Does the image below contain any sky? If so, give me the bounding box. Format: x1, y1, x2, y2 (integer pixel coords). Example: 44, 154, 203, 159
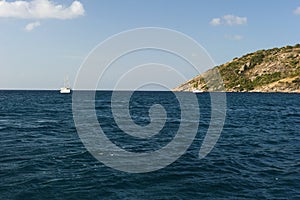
0, 0, 300, 90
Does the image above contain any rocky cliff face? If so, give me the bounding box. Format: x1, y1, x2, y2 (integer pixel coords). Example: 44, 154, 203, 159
174, 44, 300, 93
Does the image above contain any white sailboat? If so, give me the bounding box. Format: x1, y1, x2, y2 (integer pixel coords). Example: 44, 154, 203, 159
192, 89, 202, 93
60, 76, 71, 94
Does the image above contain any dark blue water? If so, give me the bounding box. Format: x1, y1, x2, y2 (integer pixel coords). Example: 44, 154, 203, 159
0, 91, 299, 199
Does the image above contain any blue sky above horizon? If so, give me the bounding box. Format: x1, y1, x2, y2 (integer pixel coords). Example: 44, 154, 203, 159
1, 0, 300, 89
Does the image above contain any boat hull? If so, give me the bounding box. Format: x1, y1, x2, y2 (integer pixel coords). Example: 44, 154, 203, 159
192, 90, 202, 93
60, 88, 71, 94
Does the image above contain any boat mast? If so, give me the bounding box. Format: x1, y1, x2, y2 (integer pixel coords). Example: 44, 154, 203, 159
65, 76, 70, 88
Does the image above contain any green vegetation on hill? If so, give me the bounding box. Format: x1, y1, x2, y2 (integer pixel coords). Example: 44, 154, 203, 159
174, 44, 300, 92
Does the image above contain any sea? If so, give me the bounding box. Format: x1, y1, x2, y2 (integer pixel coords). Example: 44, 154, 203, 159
0, 90, 299, 199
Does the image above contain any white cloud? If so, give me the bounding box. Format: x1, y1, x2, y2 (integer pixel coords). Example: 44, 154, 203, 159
210, 14, 247, 26
0, 0, 85, 19
223, 15, 247, 25
294, 7, 300, 15
25, 21, 40, 31
224, 34, 243, 41
210, 18, 221, 26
